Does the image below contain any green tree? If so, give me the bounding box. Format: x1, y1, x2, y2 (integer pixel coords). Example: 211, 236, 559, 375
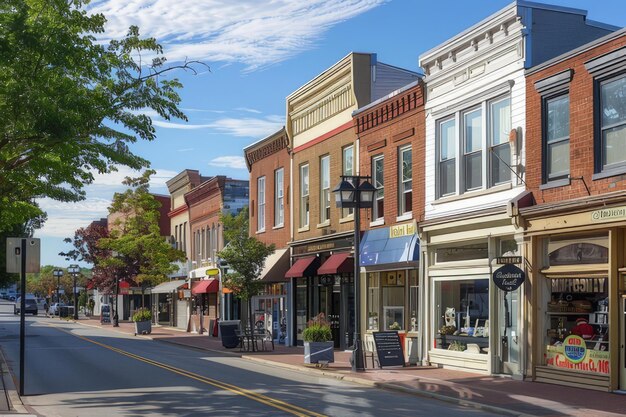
0, 0, 205, 232
98, 170, 186, 287
218, 207, 275, 351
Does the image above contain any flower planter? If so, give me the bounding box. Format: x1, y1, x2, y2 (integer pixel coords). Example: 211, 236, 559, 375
304, 341, 334, 364
134, 320, 152, 335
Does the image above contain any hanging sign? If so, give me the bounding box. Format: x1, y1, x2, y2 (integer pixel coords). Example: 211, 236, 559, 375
492, 264, 525, 291
205, 268, 220, 276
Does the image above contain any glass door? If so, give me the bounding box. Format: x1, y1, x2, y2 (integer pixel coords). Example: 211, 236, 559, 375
499, 287, 520, 375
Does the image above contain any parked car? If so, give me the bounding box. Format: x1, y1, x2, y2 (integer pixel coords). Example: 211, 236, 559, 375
14, 297, 38, 315
48, 303, 67, 316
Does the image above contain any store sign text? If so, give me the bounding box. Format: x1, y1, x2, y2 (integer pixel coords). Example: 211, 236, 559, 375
591, 206, 626, 222
389, 221, 416, 238
492, 264, 525, 291
545, 345, 610, 375
563, 335, 586, 363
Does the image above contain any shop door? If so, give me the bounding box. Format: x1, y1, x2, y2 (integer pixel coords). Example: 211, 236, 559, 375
329, 286, 341, 348
499, 288, 520, 375
621, 296, 626, 390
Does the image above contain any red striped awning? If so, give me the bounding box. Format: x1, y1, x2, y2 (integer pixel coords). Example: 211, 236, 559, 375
317, 253, 353, 275
192, 279, 219, 294
285, 256, 320, 278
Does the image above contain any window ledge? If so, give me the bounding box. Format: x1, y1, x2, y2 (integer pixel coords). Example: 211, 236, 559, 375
433, 182, 512, 205
272, 224, 284, 230
339, 216, 354, 224
592, 167, 626, 181
297, 226, 310, 233
255, 229, 265, 235
369, 219, 385, 227
540, 178, 570, 190
396, 213, 413, 222
316, 221, 330, 229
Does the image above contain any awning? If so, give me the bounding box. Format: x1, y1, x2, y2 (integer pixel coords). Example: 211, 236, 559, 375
360, 226, 419, 267
151, 279, 186, 294
285, 256, 321, 278
258, 248, 290, 282
317, 252, 353, 275
192, 279, 219, 294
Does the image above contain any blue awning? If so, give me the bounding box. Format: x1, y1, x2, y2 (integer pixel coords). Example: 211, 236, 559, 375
359, 227, 419, 267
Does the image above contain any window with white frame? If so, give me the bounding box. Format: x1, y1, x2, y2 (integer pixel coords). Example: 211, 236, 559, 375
342, 145, 354, 218
257, 176, 265, 232
320, 155, 330, 223
274, 168, 284, 227
437, 95, 511, 198
544, 94, 570, 182
399, 146, 412, 215
598, 75, 626, 173
372, 155, 384, 221
300, 164, 309, 228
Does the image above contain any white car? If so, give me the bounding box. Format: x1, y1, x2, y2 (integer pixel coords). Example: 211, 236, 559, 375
48, 303, 67, 316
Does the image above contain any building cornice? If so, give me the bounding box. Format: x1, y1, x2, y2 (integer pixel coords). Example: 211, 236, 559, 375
243, 128, 289, 171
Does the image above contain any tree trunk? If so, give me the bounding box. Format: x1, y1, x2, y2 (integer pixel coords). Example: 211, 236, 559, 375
248, 297, 255, 352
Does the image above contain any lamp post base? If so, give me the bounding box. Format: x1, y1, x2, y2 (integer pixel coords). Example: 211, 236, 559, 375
351, 333, 365, 372
113, 314, 119, 327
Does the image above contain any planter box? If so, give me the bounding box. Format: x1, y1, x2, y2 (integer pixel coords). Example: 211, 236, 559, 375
134, 320, 152, 335
304, 341, 334, 364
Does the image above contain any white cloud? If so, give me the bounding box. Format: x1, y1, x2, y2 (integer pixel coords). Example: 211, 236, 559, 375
208, 156, 247, 170
236, 107, 261, 114
87, 0, 386, 70
177, 148, 194, 152
153, 116, 282, 138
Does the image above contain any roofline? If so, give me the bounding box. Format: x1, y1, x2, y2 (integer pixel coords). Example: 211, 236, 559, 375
242, 126, 286, 153
352, 79, 421, 117
376, 61, 422, 77
526, 26, 626, 75
419, 1, 590, 63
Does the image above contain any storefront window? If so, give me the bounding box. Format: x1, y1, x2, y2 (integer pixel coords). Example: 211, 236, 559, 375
435, 241, 488, 263
544, 278, 609, 374
434, 278, 490, 353
382, 271, 405, 330
295, 278, 308, 342
367, 273, 379, 330
409, 270, 418, 332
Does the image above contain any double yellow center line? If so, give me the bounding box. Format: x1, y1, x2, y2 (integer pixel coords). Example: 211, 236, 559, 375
51, 325, 327, 417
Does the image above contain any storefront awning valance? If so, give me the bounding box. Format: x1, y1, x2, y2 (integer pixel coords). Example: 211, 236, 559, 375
192, 279, 219, 294
285, 256, 320, 278
360, 226, 419, 267
151, 279, 186, 294
258, 248, 290, 282
317, 252, 353, 275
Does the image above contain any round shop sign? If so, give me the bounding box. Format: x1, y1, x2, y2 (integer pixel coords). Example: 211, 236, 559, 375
563, 335, 587, 363
492, 264, 525, 291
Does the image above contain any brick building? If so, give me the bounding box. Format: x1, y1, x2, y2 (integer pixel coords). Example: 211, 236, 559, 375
284, 52, 419, 349
244, 128, 291, 344
352, 80, 425, 363
520, 28, 626, 391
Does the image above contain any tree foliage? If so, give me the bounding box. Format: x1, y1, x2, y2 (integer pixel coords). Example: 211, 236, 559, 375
98, 170, 186, 287
0, 210, 46, 288
218, 206, 275, 340
0, 0, 204, 232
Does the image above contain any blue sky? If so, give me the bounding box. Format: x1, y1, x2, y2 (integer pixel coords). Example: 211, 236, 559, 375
36, 0, 626, 267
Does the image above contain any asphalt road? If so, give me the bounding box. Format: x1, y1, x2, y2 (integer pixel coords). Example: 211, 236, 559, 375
0, 301, 498, 417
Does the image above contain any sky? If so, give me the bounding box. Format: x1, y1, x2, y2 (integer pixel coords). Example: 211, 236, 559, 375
36, 0, 626, 267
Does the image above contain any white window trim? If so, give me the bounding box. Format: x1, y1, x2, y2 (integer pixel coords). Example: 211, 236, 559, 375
274, 168, 284, 228
372, 154, 384, 221
399, 145, 412, 216
257, 176, 265, 232
320, 155, 330, 223
300, 164, 309, 228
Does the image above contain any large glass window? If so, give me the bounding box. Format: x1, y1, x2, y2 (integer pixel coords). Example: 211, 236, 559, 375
320, 155, 330, 223
372, 155, 384, 221
399, 146, 412, 215
545, 94, 570, 181
439, 118, 456, 197
342, 145, 354, 218
490, 97, 511, 185
599, 75, 626, 172
274, 168, 284, 227
257, 176, 265, 232
434, 278, 490, 353
464, 108, 483, 191
300, 164, 309, 228
367, 273, 380, 331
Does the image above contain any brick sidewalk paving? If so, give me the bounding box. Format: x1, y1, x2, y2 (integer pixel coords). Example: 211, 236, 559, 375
79, 318, 626, 417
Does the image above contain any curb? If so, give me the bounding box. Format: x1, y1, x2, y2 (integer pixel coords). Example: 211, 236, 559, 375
241, 355, 531, 417
0, 348, 30, 415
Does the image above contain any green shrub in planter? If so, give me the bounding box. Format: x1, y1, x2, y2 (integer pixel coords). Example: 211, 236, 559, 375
303, 313, 334, 364
132, 308, 152, 322
303, 323, 332, 342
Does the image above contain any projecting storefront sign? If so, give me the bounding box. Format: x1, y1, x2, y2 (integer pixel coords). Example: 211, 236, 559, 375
492, 264, 525, 292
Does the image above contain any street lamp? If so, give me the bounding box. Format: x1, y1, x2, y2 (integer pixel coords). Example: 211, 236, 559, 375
333, 175, 375, 372
112, 251, 120, 327
67, 264, 80, 320
52, 269, 64, 308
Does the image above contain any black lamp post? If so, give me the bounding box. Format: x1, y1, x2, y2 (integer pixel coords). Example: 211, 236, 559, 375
68, 265, 80, 320
333, 175, 376, 372
112, 251, 120, 327
53, 269, 63, 310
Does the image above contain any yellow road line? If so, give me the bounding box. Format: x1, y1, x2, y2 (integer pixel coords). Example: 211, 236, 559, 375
49, 324, 327, 417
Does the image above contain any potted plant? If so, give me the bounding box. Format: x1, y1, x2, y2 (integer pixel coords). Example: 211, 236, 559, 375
437, 324, 456, 349
133, 307, 152, 335
303, 313, 334, 364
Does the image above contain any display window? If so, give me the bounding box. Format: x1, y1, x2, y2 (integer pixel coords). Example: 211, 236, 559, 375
366, 270, 417, 331
434, 278, 490, 353
544, 277, 609, 375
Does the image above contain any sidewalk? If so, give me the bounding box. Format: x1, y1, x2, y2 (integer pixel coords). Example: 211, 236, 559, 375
79, 318, 626, 417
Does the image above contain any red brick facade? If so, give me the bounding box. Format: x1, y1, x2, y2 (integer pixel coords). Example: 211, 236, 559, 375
185, 177, 226, 264
245, 129, 291, 248
354, 81, 426, 228
526, 34, 626, 203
